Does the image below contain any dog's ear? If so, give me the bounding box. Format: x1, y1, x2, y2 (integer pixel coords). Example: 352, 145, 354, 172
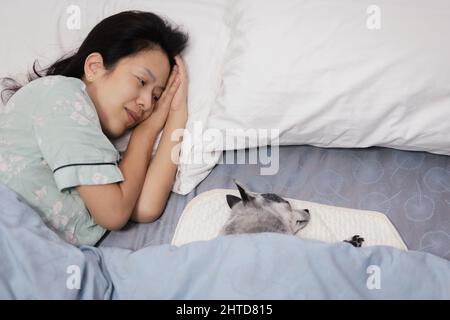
233, 179, 255, 204
226, 194, 241, 209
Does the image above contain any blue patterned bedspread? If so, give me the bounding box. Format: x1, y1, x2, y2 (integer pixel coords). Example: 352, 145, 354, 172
1, 183, 449, 299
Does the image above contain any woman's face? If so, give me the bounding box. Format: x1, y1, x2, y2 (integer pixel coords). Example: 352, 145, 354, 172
82, 49, 171, 139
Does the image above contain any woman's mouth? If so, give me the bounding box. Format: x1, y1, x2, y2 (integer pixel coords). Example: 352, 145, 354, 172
125, 107, 138, 124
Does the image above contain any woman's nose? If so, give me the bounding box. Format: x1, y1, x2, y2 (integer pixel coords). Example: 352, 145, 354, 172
137, 93, 152, 112
138, 101, 151, 114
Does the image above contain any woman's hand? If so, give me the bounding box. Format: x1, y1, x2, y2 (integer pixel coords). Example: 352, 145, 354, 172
169, 56, 188, 116
140, 64, 181, 132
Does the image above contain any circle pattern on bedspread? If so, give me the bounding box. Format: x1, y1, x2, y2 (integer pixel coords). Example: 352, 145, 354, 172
423, 167, 450, 193
352, 158, 384, 184
419, 231, 450, 260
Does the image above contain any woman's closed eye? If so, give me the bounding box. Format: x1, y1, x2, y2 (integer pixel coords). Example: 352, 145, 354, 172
137, 77, 161, 103
137, 76, 146, 87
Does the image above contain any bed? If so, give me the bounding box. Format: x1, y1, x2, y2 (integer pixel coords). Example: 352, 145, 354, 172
1, 0, 450, 299
101, 145, 450, 261
1, 147, 450, 299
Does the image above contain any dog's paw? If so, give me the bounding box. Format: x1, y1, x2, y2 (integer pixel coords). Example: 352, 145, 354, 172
343, 235, 365, 247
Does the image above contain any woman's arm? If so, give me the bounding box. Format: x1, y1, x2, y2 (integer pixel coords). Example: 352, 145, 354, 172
131, 56, 189, 223
77, 124, 158, 230
131, 109, 187, 223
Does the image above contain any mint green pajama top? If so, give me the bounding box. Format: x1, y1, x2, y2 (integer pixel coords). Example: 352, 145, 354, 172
0, 75, 124, 246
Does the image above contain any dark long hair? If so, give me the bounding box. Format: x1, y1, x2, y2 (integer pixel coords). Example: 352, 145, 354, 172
1, 10, 188, 105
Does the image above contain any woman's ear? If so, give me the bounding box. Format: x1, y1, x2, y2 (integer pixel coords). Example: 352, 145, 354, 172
84, 52, 106, 81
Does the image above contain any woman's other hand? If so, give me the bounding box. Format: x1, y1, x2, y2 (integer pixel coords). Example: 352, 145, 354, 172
169, 56, 188, 117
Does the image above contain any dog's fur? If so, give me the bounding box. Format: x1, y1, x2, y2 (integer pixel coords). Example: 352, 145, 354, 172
221, 180, 364, 247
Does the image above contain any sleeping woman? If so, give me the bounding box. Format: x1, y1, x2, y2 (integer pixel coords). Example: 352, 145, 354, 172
0, 11, 189, 246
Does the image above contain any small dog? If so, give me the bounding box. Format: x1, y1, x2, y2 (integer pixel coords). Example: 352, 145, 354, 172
221, 180, 364, 247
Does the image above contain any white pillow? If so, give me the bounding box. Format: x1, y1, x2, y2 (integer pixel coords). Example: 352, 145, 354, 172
0, 0, 232, 192
174, 0, 450, 194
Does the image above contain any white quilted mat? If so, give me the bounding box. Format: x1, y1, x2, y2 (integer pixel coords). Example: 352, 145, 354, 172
172, 189, 408, 250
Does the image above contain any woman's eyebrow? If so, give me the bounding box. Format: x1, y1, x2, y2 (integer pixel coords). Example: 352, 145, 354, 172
139, 66, 156, 82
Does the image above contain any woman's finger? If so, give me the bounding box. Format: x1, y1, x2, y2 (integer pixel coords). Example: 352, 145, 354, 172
174, 57, 185, 77
159, 67, 179, 101
155, 74, 180, 113
163, 76, 181, 104
159, 66, 178, 101
174, 55, 184, 68
174, 56, 189, 89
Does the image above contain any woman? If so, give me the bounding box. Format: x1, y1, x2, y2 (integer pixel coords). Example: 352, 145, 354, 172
0, 10, 189, 246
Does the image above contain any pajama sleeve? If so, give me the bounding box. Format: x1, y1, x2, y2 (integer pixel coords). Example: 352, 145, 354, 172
33, 76, 124, 192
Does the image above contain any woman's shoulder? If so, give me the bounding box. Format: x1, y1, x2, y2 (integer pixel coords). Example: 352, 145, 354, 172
3, 76, 88, 117
14, 75, 100, 129
34, 76, 93, 109
30, 75, 86, 93
11, 75, 86, 104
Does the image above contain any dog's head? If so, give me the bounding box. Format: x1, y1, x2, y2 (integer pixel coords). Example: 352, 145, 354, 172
226, 180, 310, 234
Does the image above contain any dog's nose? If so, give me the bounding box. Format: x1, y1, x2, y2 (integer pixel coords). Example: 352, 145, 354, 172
304, 209, 309, 213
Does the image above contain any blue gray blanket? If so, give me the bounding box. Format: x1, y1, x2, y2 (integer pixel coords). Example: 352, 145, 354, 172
0, 183, 449, 299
